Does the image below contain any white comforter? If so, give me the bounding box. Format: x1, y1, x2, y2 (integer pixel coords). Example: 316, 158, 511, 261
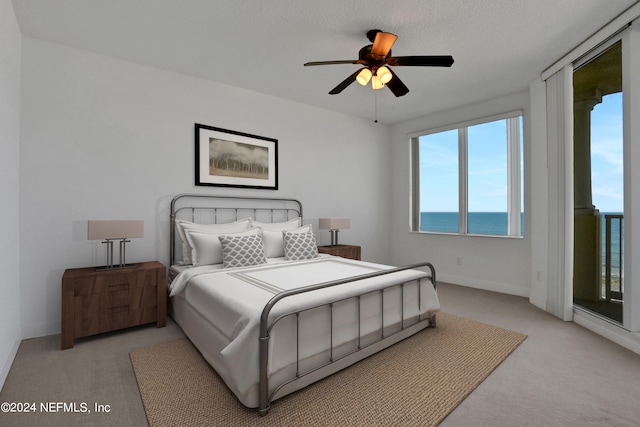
169, 256, 440, 406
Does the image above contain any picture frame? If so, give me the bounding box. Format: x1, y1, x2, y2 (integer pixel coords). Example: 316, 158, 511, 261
195, 123, 278, 190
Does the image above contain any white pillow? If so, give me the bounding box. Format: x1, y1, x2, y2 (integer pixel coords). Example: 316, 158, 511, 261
219, 233, 267, 269
283, 229, 319, 261
175, 218, 251, 264
251, 217, 301, 231
262, 225, 312, 258
185, 227, 260, 267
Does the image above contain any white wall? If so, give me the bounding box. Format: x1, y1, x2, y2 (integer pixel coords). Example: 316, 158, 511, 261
0, 0, 22, 387
388, 91, 532, 297
19, 38, 392, 339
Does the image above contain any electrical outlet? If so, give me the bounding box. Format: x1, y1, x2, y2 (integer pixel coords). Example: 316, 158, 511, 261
456, 257, 462, 266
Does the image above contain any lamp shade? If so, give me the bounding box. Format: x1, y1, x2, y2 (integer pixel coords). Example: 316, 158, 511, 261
318, 218, 350, 230
371, 75, 384, 90
356, 68, 372, 86
88, 220, 144, 240
377, 66, 392, 84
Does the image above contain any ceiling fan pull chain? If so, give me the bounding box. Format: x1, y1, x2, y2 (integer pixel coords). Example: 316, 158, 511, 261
374, 91, 378, 123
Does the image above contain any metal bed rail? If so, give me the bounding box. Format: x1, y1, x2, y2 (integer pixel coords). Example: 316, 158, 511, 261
258, 261, 437, 415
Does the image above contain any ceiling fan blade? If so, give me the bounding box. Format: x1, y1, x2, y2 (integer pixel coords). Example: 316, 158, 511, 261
371, 31, 397, 57
328, 68, 363, 95
385, 68, 409, 97
388, 55, 454, 67
304, 60, 360, 66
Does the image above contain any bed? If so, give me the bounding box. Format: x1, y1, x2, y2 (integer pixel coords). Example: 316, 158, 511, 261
167, 194, 439, 415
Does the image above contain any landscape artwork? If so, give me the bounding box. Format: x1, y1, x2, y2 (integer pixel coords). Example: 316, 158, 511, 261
209, 138, 268, 180
195, 123, 278, 189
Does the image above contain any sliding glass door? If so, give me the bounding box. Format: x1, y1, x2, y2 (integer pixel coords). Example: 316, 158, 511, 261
572, 41, 624, 324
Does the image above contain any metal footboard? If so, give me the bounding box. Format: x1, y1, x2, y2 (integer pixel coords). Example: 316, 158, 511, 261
258, 261, 437, 415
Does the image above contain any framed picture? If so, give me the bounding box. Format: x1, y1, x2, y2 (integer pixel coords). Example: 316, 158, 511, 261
195, 123, 278, 190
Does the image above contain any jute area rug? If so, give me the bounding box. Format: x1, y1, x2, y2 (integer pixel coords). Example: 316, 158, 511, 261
130, 312, 526, 427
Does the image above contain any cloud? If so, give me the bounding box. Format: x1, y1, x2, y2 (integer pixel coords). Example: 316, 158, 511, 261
591, 138, 623, 172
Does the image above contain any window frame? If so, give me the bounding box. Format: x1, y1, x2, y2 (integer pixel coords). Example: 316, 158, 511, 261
409, 110, 524, 237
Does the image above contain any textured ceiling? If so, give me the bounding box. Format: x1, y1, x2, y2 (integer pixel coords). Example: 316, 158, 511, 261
12, 0, 638, 124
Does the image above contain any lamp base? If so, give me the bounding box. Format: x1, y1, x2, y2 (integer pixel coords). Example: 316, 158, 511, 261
329, 229, 339, 246
97, 238, 135, 270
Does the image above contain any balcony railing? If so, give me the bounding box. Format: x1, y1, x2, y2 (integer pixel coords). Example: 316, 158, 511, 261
604, 214, 624, 302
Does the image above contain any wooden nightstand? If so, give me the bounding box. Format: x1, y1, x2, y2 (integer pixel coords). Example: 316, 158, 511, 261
61, 261, 166, 350
317, 244, 361, 260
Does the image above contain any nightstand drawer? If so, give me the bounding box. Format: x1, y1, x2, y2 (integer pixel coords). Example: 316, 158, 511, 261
75, 286, 157, 318
101, 285, 157, 310
73, 269, 157, 296
75, 307, 158, 338
74, 288, 158, 338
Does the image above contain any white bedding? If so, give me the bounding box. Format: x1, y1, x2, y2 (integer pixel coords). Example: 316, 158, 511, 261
169, 256, 440, 408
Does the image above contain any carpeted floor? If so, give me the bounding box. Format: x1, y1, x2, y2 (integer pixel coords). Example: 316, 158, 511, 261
130, 312, 526, 426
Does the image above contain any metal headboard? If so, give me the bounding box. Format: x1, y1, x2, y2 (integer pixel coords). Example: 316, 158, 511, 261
169, 193, 303, 266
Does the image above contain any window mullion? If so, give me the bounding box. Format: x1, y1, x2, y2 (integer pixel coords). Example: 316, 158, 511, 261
410, 137, 420, 232
458, 127, 468, 234
507, 117, 522, 236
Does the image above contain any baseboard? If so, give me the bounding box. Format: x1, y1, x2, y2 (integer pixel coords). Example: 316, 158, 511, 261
528, 292, 547, 311
0, 327, 21, 391
573, 309, 640, 356
20, 319, 60, 341
437, 273, 530, 298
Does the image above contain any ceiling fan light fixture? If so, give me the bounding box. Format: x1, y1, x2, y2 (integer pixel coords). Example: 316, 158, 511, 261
356, 68, 372, 86
377, 66, 392, 84
304, 29, 453, 97
371, 75, 385, 90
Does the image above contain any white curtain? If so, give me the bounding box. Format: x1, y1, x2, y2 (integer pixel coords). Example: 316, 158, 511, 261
545, 65, 574, 321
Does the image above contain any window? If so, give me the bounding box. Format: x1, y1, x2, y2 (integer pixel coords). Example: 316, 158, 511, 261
410, 111, 524, 237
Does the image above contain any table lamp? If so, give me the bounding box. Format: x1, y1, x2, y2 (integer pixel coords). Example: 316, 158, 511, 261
318, 218, 350, 246
88, 220, 144, 269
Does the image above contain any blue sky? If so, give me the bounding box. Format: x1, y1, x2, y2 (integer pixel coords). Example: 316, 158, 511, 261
419, 129, 458, 212
591, 92, 624, 213
419, 119, 515, 212
419, 95, 623, 214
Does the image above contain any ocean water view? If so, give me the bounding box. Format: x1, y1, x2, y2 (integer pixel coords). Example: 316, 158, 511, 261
420, 211, 624, 280
419, 212, 524, 236
600, 213, 624, 284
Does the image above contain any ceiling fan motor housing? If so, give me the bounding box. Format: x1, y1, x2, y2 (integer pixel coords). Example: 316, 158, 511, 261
359, 45, 390, 69
366, 29, 382, 42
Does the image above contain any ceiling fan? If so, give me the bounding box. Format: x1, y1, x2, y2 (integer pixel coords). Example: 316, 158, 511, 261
304, 29, 454, 97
